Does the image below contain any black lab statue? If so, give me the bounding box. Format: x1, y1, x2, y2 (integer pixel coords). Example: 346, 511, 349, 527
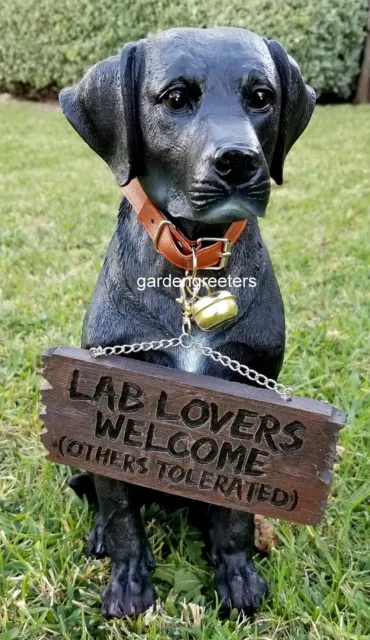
59, 27, 315, 618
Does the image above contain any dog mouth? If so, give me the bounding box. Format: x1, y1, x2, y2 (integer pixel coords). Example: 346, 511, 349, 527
188, 179, 270, 219
188, 181, 227, 212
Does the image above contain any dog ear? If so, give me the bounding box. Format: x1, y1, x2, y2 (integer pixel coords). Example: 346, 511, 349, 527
59, 42, 142, 186
265, 40, 316, 185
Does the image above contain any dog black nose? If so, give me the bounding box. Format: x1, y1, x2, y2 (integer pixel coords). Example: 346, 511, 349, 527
212, 145, 259, 183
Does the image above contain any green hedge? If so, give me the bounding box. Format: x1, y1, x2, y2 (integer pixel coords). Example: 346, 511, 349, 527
0, 0, 367, 99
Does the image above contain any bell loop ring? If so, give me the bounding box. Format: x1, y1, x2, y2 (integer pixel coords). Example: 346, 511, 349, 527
184, 246, 201, 302
185, 246, 198, 281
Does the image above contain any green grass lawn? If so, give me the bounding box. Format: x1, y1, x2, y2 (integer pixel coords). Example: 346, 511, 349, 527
0, 100, 369, 639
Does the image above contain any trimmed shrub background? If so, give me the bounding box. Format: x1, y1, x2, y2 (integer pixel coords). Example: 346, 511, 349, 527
0, 0, 368, 99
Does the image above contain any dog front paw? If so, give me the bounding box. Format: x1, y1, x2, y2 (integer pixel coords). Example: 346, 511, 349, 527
101, 557, 155, 618
215, 552, 268, 616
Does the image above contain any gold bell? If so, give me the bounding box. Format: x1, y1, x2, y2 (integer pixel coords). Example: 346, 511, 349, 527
191, 290, 238, 331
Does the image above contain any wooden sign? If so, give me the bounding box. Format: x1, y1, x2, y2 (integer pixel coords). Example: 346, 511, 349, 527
40, 346, 345, 525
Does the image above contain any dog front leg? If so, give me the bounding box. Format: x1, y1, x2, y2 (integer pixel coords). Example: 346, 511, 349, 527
208, 506, 267, 615
94, 475, 156, 618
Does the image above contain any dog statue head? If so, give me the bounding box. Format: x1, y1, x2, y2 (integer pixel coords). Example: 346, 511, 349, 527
60, 27, 315, 224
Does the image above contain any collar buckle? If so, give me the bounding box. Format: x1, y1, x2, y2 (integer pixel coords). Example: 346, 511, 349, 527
196, 237, 232, 270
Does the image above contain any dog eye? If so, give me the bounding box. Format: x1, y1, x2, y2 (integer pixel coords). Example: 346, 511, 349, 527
247, 89, 272, 110
163, 89, 191, 112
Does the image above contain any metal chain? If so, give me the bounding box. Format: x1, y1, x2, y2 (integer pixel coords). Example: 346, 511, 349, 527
90, 337, 182, 358
90, 333, 292, 401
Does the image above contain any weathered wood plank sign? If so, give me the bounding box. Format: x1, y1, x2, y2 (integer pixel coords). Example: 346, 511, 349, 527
40, 346, 345, 525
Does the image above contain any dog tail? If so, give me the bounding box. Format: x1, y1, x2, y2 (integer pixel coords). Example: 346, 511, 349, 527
68, 473, 98, 506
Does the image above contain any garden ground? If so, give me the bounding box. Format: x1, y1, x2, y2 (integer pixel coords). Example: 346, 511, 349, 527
0, 101, 369, 639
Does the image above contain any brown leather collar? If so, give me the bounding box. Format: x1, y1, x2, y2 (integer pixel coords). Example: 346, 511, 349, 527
123, 179, 247, 271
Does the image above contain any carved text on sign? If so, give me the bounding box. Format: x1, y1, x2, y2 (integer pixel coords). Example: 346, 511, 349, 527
40, 347, 345, 525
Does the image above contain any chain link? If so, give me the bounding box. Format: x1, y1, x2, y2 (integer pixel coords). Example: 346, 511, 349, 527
90, 336, 182, 358
90, 333, 292, 401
